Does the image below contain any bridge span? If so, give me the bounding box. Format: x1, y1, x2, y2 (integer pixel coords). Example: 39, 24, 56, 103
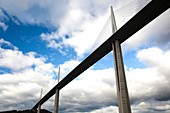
32, 0, 170, 111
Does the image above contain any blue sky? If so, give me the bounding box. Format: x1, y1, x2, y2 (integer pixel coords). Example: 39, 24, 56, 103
0, 0, 170, 113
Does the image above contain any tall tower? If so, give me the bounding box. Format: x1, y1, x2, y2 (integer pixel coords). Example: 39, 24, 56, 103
37, 88, 43, 113
54, 67, 60, 113
110, 6, 131, 113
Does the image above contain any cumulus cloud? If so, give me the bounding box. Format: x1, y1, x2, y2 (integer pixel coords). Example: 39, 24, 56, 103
63, 12, 111, 57
0, 7, 9, 29
0, 39, 58, 76
0, 45, 170, 112
0, 70, 54, 110
0, 0, 153, 57
39, 0, 112, 57
41, 12, 111, 57
0, 38, 18, 50
40, 0, 151, 57
40, 32, 67, 56
0, 1, 169, 113
125, 48, 170, 106
41, 68, 117, 112
123, 9, 170, 52
0, 0, 117, 28
58, 60, 80, 78
40, 46, 170, 113
86, 106, 118, 113
0, 49, 43, 72
0, 21, 8, 31
132, 101, 170, 113
137, 47, 170, 77
0, 39, 58, 110
1, 0, 152, 57
0, 0, 68, 27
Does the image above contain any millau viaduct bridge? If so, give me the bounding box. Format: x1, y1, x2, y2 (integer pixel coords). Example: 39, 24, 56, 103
31, 0, 170, 113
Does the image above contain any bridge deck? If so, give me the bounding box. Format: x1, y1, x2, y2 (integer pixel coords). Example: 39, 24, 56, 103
32, 0, 170, 110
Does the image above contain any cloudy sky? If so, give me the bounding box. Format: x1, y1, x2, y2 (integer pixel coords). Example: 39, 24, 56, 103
0, 0, 170, 113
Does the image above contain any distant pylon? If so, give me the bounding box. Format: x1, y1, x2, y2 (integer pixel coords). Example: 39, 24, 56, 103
110, 6, 131, 113
40, 88, 43, 99
37, 88, 43, 113
54, 66, 60, 113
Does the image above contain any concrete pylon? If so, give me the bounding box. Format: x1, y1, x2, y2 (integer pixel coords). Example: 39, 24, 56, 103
54, 89, 59, 113
37, 88, 43, 113
112, 41, 131, 113
110, 6, 131, 113
54, 67, 60, 113
37, 104, 41, 113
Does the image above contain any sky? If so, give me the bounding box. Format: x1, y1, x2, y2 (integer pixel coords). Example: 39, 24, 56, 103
0, 0, 170, 113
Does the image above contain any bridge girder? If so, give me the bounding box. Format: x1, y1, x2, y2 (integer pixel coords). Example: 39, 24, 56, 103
32, 0, 170, 110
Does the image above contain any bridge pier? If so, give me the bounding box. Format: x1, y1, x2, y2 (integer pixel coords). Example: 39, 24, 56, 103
37, 104, 41, 113
54, 89, 59, 113
54, 67, 60, 113
112, 41, 131, 113
32, 1, 170, 110
110, 6, 131, 113
37, 88, 43, 113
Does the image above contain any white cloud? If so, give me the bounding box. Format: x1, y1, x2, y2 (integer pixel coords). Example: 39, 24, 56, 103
132, 101, 170, 113
0, 39, 58, 110
0, 0, 139, 28
1, 46, 170, 112
0, 21, 8, 31
0, 70, 54, 110
81, 106, 118, 113
0, 0, 68, 27
137, 47, 163, 66
39, 45, 170, 112
0, 8, 8, 21
57, 68, 117, 112
40, 32, 67, 55
0, 38, 10, 45
0, 1, 169, 112
40, 0, 151, 57
49, 47, 170, 112
39, 0, 112, 57
122, 9, 170, 52
41, 11, 111, 57
0, 49, 45, 72
137, 47, 170, 74
57, 60, 80, 80
0, 39, 56, 74
0, 38, 17, 49
0, 0, 153, 57
63, 12, 111, 57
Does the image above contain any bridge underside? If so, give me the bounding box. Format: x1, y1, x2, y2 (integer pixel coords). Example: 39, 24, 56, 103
32, 0, 170, 110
